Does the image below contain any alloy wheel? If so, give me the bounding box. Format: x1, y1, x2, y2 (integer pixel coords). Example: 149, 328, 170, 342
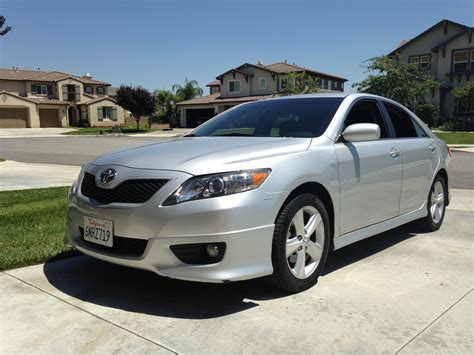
285, 206, 325, 279
430, 181, 445, 224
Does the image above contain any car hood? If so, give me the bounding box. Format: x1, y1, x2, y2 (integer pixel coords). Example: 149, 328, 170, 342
92, 137, 312, 175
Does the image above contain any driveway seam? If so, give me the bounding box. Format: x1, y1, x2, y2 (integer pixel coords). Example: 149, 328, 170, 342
395, 288, 473, 354
3, 271, 178, 354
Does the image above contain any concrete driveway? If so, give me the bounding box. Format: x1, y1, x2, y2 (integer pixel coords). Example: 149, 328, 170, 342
1, 194, 472, 354
0, 161, 80, 191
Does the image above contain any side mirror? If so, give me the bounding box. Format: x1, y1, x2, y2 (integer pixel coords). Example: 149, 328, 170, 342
342, 123, 380, 142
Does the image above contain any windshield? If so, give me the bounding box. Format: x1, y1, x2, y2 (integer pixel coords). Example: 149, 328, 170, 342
189, 97, 343, 138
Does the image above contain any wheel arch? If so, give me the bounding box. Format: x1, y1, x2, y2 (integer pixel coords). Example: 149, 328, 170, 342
275, 182, 335, 250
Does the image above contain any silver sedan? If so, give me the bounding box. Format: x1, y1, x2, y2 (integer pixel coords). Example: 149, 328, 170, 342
66, 93, 451, 292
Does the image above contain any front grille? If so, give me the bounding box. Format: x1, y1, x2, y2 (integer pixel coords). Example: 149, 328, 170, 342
79, 228, 148, 257
81, 172, 168, 204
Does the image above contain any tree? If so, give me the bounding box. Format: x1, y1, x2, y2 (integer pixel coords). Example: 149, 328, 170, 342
279, 72, 320, 96
353, 55, 437, 110
172, 79, 203, 101
116, 85, 155, 132
154, 89, 178, 125
453, 81, 474, 114
0, 15, 12, 36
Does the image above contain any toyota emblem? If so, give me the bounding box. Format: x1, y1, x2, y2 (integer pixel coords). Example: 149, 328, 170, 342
99, 168, 117, 184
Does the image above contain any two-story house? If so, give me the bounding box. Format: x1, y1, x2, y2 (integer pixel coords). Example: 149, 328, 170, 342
0, 68, 125, 128
176, 61, 348, 128
389, 19, 473, 120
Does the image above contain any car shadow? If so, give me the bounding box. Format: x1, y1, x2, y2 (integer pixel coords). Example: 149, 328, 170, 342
44, 222, 425, 320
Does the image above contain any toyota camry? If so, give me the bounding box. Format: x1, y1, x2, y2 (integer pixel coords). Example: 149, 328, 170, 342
66, 93, 450, 292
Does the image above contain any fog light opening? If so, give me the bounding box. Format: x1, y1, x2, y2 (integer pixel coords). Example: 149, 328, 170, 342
206, 243, 220, 258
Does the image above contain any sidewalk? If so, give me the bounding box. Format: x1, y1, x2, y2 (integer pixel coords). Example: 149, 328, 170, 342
0, 128, 77, 138
0, 161, 80, 191
448, 144, 474, 153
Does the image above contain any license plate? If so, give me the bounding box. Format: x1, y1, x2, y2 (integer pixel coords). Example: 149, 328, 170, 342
83, 216, 113, 247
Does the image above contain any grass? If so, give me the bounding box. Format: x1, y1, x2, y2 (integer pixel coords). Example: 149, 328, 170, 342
434, 131, 474, 145
0, 187, 79, 271
63, 126, 160, 135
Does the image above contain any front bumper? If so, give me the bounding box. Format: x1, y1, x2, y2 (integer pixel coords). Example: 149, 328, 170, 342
66, 165, 283, 282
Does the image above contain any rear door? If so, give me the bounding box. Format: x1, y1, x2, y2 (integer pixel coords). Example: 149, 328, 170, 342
335, 99, 403, 235
381, 102, 438, 215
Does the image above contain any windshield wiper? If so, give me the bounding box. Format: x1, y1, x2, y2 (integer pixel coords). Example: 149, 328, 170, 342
212, 133, 257, 137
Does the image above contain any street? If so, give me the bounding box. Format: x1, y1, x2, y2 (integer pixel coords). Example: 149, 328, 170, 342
1, 136, 473, 189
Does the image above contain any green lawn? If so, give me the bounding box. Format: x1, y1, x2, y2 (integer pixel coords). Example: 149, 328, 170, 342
434, 132, 474, 144
0, 187, 78, 271
63, 126, 160, 135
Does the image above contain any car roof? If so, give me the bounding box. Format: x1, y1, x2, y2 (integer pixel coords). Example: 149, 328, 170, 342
259, 92, 388, 102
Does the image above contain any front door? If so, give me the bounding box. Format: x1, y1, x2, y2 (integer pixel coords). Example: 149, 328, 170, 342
335, 100, 403, 235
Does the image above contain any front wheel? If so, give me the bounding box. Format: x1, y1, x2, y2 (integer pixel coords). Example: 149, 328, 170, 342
268, 193, 330, 293
418, 175, 447, 231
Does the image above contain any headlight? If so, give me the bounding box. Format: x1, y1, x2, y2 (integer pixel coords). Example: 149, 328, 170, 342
163, 168, 271, 205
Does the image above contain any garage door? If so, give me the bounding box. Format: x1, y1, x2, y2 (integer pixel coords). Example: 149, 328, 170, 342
0, 108, 28, 128
39, 109, 59, 127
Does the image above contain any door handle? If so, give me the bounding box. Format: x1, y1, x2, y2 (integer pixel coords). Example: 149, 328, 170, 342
390, 148, 401, 159
428, 145, 436, 153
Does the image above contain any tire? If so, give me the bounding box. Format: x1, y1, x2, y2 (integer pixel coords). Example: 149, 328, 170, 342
268, 193, 330, 293
418, 174, 447, 232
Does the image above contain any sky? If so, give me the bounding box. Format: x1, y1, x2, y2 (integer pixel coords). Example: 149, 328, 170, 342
1, 0, 473, 94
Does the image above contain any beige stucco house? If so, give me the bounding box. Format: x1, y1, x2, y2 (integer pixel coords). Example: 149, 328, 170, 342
177, 61, 347, 128
0, 68, 125, 128
389, 19, 473, 120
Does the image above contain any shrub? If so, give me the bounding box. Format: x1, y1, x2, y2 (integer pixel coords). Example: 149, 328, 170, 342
415, 104, 439, 128
438, 118, 474, 132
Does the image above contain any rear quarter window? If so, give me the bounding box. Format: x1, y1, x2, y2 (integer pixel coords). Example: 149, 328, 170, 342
383, 103, 418, 138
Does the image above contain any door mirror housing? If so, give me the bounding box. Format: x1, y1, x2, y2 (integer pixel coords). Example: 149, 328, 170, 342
342, 123, 381, 142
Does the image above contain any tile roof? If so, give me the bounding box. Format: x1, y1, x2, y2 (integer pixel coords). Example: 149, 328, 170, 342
27, 97, 69, 105
206, 80, 221, 87
176, 93, 275, 106
216, 62, 348, 82
0, 91, 68, 105
80, 96, 117, 105
388, 19, 469, 55
0, 68, 110, 85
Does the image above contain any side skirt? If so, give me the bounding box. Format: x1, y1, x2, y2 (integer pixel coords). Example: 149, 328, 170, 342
333, 202, 428, 250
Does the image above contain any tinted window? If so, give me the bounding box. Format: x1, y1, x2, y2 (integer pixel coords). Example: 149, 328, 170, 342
344, 100, 388, 138
384, 103, 417, 138
191, 98, 343, 138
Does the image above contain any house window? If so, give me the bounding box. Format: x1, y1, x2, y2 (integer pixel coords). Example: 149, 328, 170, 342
453, 50, 468, 73
280, 78, 288, 90
471, 50, 474, 72
420, 55, 431, 70
85, 86, 93, 94
103, 107, 113, 119
228, 80, 240, 93
211, 87, 219, 94
36, 84, 48, 95
98, 106, 117, 121
408, 56, 420, 65
409, 55, 431, 70
259, 78, 266, 89
321, 79, 328, 89
97, 87, 105, 95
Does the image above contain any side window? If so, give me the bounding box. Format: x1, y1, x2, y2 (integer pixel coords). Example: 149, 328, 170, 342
344, 100, 388, 138
384, 103, 418, 138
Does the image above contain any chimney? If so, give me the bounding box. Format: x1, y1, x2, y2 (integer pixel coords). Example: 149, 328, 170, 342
257, 60, 263, 65
284, 60, 287, 64
83, 72, 92, 78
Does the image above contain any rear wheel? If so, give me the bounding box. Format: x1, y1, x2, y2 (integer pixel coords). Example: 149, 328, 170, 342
418, 175, 447, 231
268, 193, 330, 293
